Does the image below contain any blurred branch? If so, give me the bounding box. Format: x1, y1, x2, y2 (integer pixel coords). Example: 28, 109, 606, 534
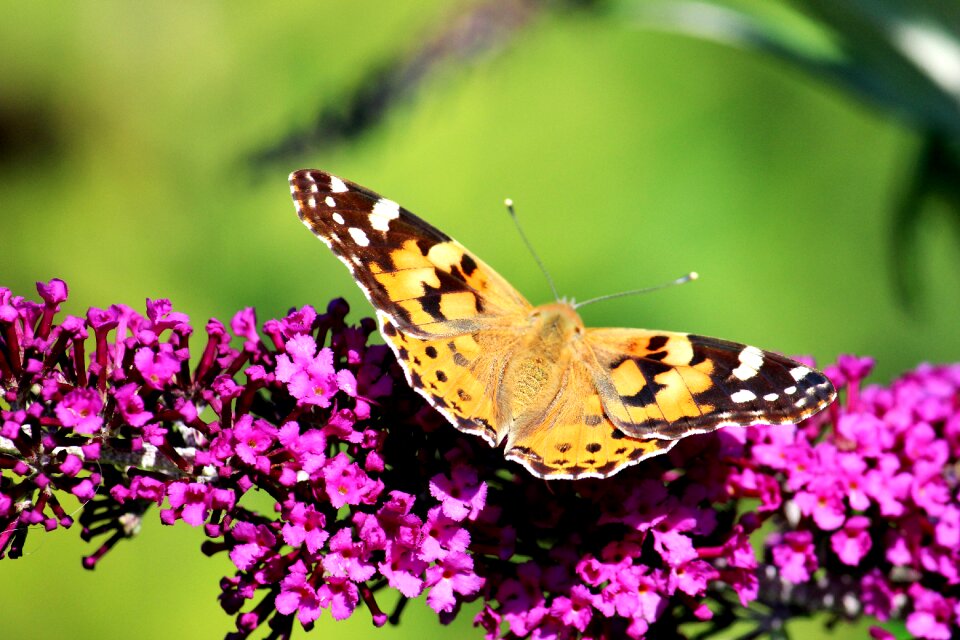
251, 0, 554, 166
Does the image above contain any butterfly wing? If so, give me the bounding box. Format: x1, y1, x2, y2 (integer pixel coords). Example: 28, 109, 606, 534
586, 328, 836, 440
290, 170, 531, 338
503, 353, 677, 479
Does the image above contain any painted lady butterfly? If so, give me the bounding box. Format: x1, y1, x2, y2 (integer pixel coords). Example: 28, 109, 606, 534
289, 170, 836, 480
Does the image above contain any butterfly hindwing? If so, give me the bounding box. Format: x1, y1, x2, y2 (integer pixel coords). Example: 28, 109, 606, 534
378, 312, 517, 446
503, 354, 677, 479
291, 170, 531, 338
586, 328, 836, 440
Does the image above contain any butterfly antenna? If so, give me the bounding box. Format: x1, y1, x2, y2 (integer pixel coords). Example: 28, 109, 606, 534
504, 198, 561, 301
573, 272, 699, 310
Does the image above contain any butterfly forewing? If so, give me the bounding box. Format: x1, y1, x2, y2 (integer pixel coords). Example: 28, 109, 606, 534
586, 328, 836, 440
290, 170, 531, 338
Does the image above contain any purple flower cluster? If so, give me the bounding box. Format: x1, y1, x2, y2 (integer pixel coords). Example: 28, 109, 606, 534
0, 280, 484, 635
755, 356, 960, 640
2, 280, 959, 639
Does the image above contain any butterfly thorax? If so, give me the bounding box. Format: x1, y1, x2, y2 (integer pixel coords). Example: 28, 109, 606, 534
502, 303, 586, 430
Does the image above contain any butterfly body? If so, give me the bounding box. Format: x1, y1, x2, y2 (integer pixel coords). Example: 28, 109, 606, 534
290, 169, 836, 480
508, 304, 579, 391
494, 303, 585, 442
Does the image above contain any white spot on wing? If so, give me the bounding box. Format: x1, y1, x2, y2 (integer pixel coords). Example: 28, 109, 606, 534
790, 366, 812, 382
784, 386, 797, 395
370, 198, 400, 232
741, 346, 764, 368
731, 389, 757, 403
332, 212, 345, 225
732, 365, 756, 381
348, 227, 370, 247
325, 196, 336, 207
763, 393, 779, 402
298, 171, 319, 193
732, 347, 762, 380
329, 176, 348, 193
731, 346, 764, 380
307, 196, 317, 208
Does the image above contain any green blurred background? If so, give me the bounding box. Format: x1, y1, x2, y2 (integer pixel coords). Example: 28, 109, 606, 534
1, 1, 956, 637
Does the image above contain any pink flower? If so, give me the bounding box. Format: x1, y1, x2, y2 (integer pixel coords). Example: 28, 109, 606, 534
231, 415, 276, 471
164, 482, 210, 527
673, 559, 718, 596
549, 585, 595, 631
425, 551, 483, 613
322, 452, 381, 508
830, 515, 872, 565
281, 502, 329, 553
420, 507, 470, 562
906, 584, 955, 640
144, 298, 189, 332
275, 560, 321, 624
37, 278, 68, 305
317, 577, 358, 620
794, 478, 846, 531
134, 344, 182, 390
112, 383, 153, 427
935, 505, 960, 548
55, 388, 103, 434
863, 454, 911, 517
230, 307, 260, 351
429, 466, 487, 522
275, 336, 340, 407
322, 529, 375, 582
772, 531, 818, 583
228, 520, 277, 571
379, 543, 427, 597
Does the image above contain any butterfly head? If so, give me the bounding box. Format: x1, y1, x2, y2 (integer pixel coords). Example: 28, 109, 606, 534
529, 302, 586, 344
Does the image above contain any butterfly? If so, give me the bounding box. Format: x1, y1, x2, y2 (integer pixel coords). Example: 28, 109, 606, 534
289, 169, 836, 480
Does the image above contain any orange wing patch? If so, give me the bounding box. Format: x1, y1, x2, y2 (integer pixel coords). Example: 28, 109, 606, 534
591, 330, 717, 435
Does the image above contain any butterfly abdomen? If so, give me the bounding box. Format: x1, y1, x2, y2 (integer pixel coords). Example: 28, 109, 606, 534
504, 305, 584, 425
